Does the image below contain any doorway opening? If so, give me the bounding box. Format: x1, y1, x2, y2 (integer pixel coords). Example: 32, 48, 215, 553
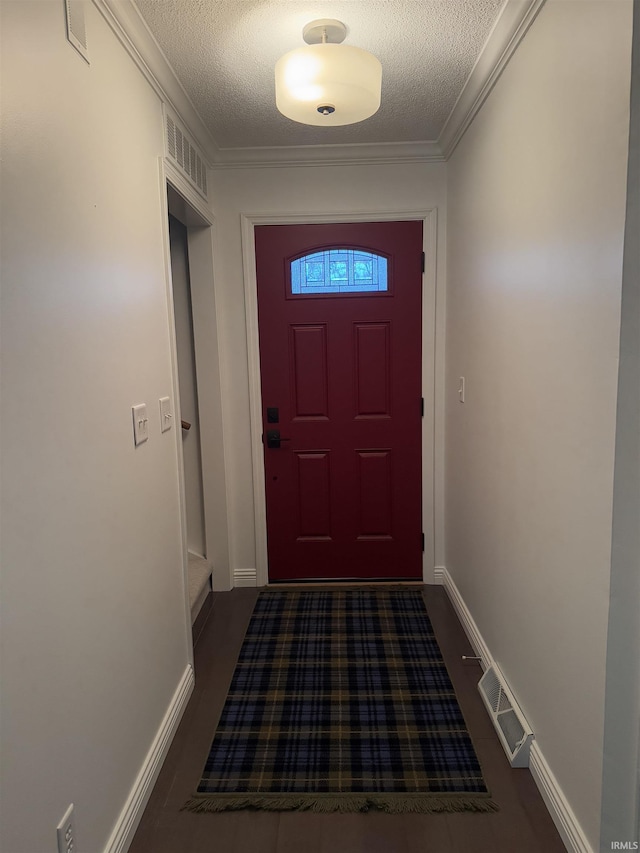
165, 179, 231, 641
168, 211, 210, 624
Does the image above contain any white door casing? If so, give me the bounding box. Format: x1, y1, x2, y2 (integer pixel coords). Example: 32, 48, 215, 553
240, 208, 441, 588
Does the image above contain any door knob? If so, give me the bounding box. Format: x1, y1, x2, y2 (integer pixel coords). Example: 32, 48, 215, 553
266, 430, 291, 449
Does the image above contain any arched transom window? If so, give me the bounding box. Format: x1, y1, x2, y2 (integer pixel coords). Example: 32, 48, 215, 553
290, 249, 388, 294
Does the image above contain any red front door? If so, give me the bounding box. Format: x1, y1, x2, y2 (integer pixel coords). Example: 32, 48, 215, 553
255, 221, 423, 581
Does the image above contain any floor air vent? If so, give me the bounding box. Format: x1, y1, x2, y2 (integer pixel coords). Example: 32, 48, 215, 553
478, 665, 534, 767
165, 110, 208, 200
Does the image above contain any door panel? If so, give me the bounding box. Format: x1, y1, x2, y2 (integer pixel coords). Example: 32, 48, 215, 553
291, 325, 329, 418
296, 452, 332, 539
358, 450, 393, 537
355, 322, 390, 416
255, 220, 423, 581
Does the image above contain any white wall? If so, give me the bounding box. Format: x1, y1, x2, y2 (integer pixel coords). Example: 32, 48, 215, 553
600, 3, 640, 846
0, 3, 192, 851
208, 162, 447, 581
445, 1, 632, 849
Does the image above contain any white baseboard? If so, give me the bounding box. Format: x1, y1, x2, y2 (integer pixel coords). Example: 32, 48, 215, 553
434, 566, 493, 670
530, 742, 593, 853
436, 566, 591, 853
103, 664, 195, 853
234, 567, 258, 587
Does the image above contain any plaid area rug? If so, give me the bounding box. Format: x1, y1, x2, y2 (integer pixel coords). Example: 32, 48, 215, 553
184, 588, 496, 814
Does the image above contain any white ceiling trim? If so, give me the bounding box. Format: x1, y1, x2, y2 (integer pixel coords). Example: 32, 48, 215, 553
438, 0, 547, 158
94, 0, 547, 169
213, 140, 443, 169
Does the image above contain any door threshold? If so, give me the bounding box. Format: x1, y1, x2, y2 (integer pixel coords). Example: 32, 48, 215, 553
267, 578, 424, 587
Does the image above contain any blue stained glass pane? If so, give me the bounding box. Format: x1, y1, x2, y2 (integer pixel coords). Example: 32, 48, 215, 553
330, 261, 348, 281
290, 249, 388, 294
305, 262, 323, 281
354, 260, 373, 280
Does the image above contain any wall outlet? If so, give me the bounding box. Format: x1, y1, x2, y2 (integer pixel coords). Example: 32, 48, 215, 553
56, 803, 76, 853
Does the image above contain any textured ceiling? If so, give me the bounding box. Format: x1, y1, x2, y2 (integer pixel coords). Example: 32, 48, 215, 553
134, 0, 506, 150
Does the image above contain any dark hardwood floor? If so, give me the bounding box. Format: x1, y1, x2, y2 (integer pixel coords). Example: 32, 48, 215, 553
129, 586, 566, 853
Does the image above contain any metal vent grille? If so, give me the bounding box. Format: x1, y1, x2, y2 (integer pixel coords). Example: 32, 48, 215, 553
167, 116, 177, 160
478, 665, 534, 768
482, 668, 502, 711
165, 111, 208, 200
497, 708, 526, 753
64, 0, 89, 63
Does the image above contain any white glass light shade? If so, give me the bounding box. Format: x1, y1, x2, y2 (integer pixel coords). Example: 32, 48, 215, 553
275, 43, 382, 126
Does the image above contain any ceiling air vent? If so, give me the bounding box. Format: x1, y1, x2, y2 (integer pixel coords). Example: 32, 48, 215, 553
478, 665, 534, 768
165, 111, 208, 200
64, 0, 89, 64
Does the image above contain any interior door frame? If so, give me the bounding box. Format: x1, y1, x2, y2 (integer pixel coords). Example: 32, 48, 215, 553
241, 209, 440, 587
159, 157, 233, 659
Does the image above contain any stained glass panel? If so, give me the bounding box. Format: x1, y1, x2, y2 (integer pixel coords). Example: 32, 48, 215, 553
291, 249, 388, 294
330, 261, 348, 281
305, 262, 324, 281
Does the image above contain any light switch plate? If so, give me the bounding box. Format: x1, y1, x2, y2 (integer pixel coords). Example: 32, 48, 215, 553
159, 396, 173, 432
132, 403, 149, 446
56, 803, 76, 853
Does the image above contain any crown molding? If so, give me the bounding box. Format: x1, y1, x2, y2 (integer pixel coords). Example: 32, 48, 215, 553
92, 0, 220, 166
438, 0, 548, 159
95, 0, 546, 169
211, 140, 444, 169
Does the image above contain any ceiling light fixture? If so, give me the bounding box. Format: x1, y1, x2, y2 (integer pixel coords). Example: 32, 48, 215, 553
275, 19, 382, 127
